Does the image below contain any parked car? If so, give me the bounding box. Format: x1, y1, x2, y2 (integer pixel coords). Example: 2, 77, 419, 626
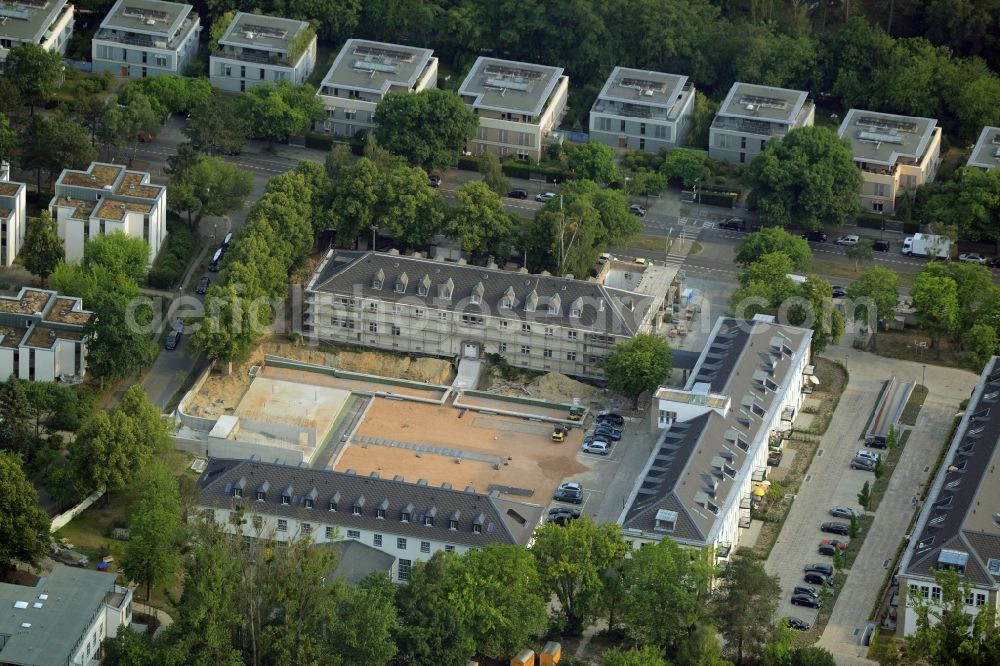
598, 252, 615, 265
786, 617, 811, 631
821, 521, 851, 535
794, 585, 819, 598
865, 437, 888, 449
628, 204, 647, 217
507, 188, 528, 199
597, 413, 625, 428
801, 230, 828, 242
804, 563, 834, 576
582, 440, 610, 455
831, 286, 847, 298
960, 253, 987, 264
791, 594, 822, 609
856, 449, 880, 462
558, 482, 582, 494
165, 329, 182, 350
594, 424, 622, 441
634, 257, 647, 265
830, 506, 861, 519
553, 488, 583, 504
804, 570, 834, 586
818, 539, 847, 554
835, 234, 860, 246
851, 456, 876, 471
546, 507, 581, 525
428, 173, 442, 187
536, 192, 557, 202
874, 239, 890, 252
195, 276, 210, 295
720, 217, 746, 231
767, 451, 783, 467
987, 257, 1000, 268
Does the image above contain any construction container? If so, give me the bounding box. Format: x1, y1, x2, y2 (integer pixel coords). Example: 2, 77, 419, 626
539, 641, 561, 665
511, 649, 535, 666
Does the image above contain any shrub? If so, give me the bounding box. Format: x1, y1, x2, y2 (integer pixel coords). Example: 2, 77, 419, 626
147, 219, 199, 289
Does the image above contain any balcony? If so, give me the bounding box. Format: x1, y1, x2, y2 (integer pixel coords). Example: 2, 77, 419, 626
218, 47, 289, 67
711, 115, 787, 138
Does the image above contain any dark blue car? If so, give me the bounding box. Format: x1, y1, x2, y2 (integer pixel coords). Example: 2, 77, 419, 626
594, 424, 622, 441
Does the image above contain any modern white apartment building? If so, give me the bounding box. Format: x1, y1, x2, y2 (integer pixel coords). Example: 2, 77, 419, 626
0, 0, 74, 71
968, 126, 1000, 171
589, 67, 696, 152
458, 56, 568, 162
0, 287, 91, 382
838, 109, 941, 214
49, 162, 167, 263
0, 565, 132, 665
196, 457, 544, 582
91, 0, 200, 78
0, 163, 26, 266
316, 39, 437, 137
709, 82, 814, 164
897, 357, 1000, 635
304, 251, 671, 380
620, 316, 812, 561
210, 11, 316, 93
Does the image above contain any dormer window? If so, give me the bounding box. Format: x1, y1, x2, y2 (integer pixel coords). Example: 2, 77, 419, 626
525, 289, 538, 313
654, 509, 677, 533
449, 519, 458, 530
473, 523, 482, 534
281, 494, 291, 505
395, 272, 408, 293
377, 508, 386, 519
500, 286, 516, 310
233, 487, 243, 499
418, 275, 431, 297
473, 512, 485, 534
233, 476, 246, 499
424, 515, 434, 526
372, 268, 385, 290
255, 491, 266, 501
439, 277, 454, 302
401, 511, 410, 522
377, 498, 388, 519
304, 498, 314, 509
570, 297, 583, 318
352, 495, 365, 516
471, 281, 484, 306
548, 293, 561, 315
328, 500, 338, 511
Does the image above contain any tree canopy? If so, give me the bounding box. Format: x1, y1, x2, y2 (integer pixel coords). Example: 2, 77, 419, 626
734, 227, 812, 272
603, 334, 673, 409
234, 80, 324, 145
21, 211, 64, 283
0, 451, 51, 568
374, 88, 478, 171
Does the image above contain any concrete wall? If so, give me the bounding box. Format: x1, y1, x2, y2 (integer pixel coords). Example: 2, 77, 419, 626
50, 488, 105, 532
206, 436, 304, 465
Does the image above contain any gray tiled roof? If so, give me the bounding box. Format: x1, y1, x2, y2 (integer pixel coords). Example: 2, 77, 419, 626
197, 458, 543, 548
903, 357, 1000, 588
308, 250, 652, 337
323, 540, 396, 584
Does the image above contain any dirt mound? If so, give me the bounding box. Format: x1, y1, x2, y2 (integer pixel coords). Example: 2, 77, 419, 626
336, 351, 454, 385
526, 372, 600, 404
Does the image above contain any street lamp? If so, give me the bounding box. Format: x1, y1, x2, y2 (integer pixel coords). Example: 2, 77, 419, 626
371, 224, 379, 251
922, 364, 926, 386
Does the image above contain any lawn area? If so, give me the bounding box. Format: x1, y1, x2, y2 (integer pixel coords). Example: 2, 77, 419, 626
868, 328, 973, 371
812, 258, 915, 289
619, 233, 703, 256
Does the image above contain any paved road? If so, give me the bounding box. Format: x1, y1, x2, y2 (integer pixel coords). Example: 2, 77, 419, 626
764, 345, 976, 664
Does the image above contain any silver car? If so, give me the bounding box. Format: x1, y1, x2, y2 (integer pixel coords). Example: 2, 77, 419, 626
830, 506, 861, 519
582, 441, 610, 455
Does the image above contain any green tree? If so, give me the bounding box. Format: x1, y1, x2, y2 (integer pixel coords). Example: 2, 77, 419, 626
330, 156, 381, 243
789, 275, 844, 353
0, 379, 36, 460
730, 252, 798, 319
102, 628, 160, 666
873, 456, 885, 480
567, 141, 619, 183
84, 276, 156, 379
846, 267, 899, 340
887, 424, 898, 450
119, 385, 171, 453
845, 236, 874, 271
911, 271, 960, 349
395, 552, 476, 666
0, 451, 51, 569
662, 148, 706, 187
714, 551, 781, 665
631, 170, 668, 196
921, 262, 993, 342
22, 380, 84, 436
20, 114, 97, 190
478, 152, 511, 196
734, 227, 813, 271
531, 518, 629, 634
965, 323, 997, 372
83, 232, 150, 283
374, 164, 447, 248
373, 88, 478, 171
858, 480, 871, 511
115, 91, 161, 166
190, 284, 271, 374
235, 80, 324, 147
911, 568, 1000, 665
848, 512, 860, 539
603, 334, 672, 409
68, 409, 152, 497
0, 115, 16, 165
448, 545, 547, 660
620, 539, 714, 653
747, 126, 862, 228
325, 574, 398, 666
790, 646, 837, 666
602, 645, 668, 666
21, 211, 64, 283
169, 155, 253, 229
447, 181, 515, 258
5, 42, 63, 114
122, 460, 182, 600
185, 90, 247, 157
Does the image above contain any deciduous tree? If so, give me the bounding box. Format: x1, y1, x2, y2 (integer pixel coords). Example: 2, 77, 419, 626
603, 334, 672, 409
911, 271, 960, 349
185, 90, 247, 156
911, 568, 1000, 665
21, 211, 64, 283
122, 460, 182, 600
235, 80, 324, 147
168, 155, 253, 229
478, 152, 511, 196
83, 232, 150, 283
0, 451, 51, 569
83, 275, 156, 379
190, 284, 272, 374
447, 181, 515, 258
964, 324, 997, 372
68, 410, 149, 496
5, 43, 63, 114
661, 148, 706, 188
567, 141, 619, 184
734, 227, 812, 271
858, 480, 871, 511
846, 267, 899, 339
714, 551, 781, 665
845, 235, 874, 271
374, 88, 478, 171
602, 645, 668, 666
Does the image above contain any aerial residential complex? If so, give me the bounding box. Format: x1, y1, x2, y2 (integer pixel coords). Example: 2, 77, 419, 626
589, 66, 696, 151
196, 457, 544, 582
620, 316, 812, 560
0, 0, 74, 71
898, 356, 1000, 636
49, 161, 167, 263
91, 0, 201, 78
316, 39, 437, 137
0, 162, 25, 267
458, 56, 569, 162
968, 126, 1000, 171
210, 11, 316, 93
304, 250, 671, 379
0, 565, 132, 666
709, 82, 815, 164
838, 109, 941, 214
0, 287, 91, 382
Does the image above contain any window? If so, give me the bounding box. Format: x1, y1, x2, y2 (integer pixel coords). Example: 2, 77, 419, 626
391, 325, 401, 336
421, 541, 431, 553
277, 519, 288, 532
368, 322, 378, 333
543, 349, 552, 358
233, 487, 243, 499
281, 494, 291, 506
397, 537, 407, 550
325, 526, 334, 539
640, 123, 646, 136
473, 523, 482, 534
352, 505, 362, 516
521, 323, 531, 333
347, 529, 360, 539
448, 519, 458, 530
499, 342, 507, 353
545, 326, 554, 337
445, 545, 455, 552
932, 586, 941, 601
328, 500, 338, 511
639, 138, 645, 150
401, 511, 410, 523
438, 311, 448, 321
413, 308, 424, 319
344, 109, 356, 120
252, 515, 262, 529
398, 559, 411, 582
304, 498, 314, 509
566, 351, 577, 361
521, 345, 530, 355
374, 533, 383, 547
255, 491, 266, 501
369, 301, 378, 312
155, 55, 167, 68
568, 331, 578, 340
376, 508, 386, 519
500, 320, 509, 330
301, 523, 312, 535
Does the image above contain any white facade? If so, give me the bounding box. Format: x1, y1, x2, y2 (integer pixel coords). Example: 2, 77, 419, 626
49, 162, 167, 263
91, 0, 201, 78
0, 287, 91, 382
589, 67, 696, 152
0, 170, 26, 266
709, 82, 815, 164
0, 0, 75, 71
210, 12, 316, 93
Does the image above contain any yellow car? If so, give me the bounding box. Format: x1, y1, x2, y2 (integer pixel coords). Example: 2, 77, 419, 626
635, 257, 647, 265
551, 427, 566, 442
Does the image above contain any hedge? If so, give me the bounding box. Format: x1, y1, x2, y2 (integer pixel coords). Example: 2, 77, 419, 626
697, 192, 737, 207
147, 218, 199, 289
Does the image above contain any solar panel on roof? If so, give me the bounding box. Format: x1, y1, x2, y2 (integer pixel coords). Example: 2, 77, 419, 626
243, 23, 288, 39
619, 77, 667, 94
123, 6, 168, 20
483, 63, 546, 81
353, 44, 416, 64
740, 94, 788, 109
857, 116, 918, 133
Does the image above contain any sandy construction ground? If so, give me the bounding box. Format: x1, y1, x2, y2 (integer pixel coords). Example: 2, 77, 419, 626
338, 398, 588, 502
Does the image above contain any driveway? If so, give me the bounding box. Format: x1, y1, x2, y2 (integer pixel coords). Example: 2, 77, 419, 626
764, 345, 975, 665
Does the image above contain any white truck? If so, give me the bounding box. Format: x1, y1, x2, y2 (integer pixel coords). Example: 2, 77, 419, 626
901, 233, 952, 259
